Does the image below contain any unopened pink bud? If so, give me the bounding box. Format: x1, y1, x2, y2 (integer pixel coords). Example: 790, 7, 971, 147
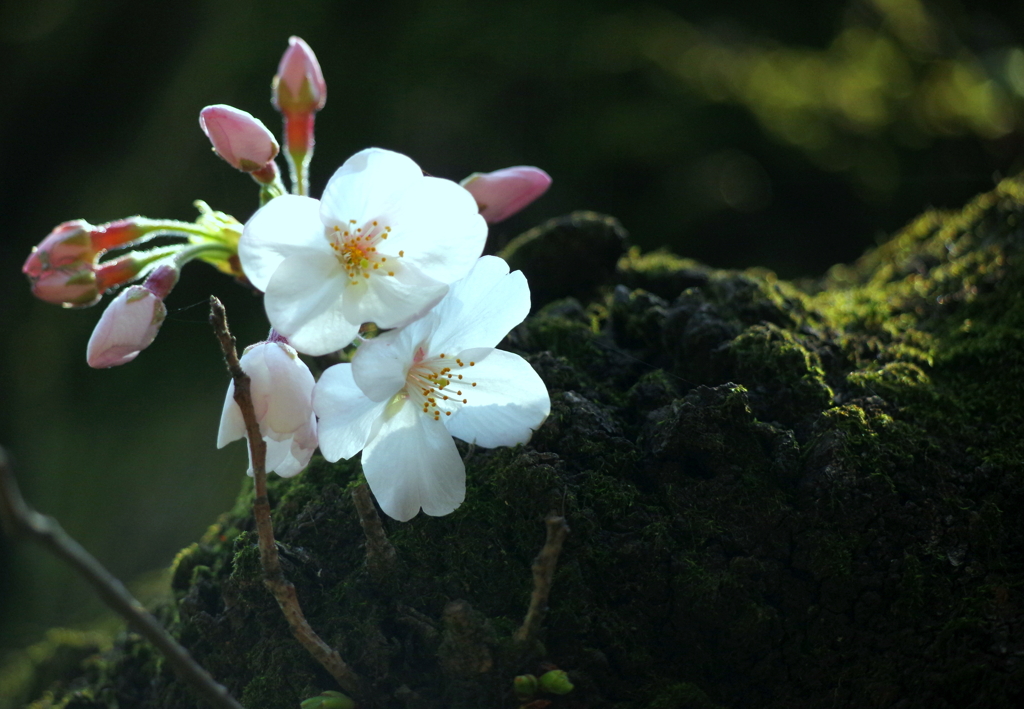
29, 255, 143, 309
272, 36, 326, 114
29, 253, 148, 309
200, 105, 280, 172
23, 220, 95, 278
461, 166, 552, 223
86, 285, 167, 368
30, 265, 100, 308
24, 218, 152, 306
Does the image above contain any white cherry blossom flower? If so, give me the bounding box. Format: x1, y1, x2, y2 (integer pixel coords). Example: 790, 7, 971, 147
313, 256, 550, 521
218, 340, 318, 478
239, 147, 487, 356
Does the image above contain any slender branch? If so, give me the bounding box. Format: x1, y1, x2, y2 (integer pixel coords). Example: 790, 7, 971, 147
0, 446, 244, 709
351, 481, 398, 583
513, 514, 570, 650
209, 297, 362, 696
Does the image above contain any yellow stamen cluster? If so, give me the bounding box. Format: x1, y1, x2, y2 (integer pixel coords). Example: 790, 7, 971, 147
328, 219, 401, 284
407, 353, 479, 422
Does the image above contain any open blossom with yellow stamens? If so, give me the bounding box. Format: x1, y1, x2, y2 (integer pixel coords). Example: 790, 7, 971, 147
313, 256, 550, 521
239, 148, 487, 356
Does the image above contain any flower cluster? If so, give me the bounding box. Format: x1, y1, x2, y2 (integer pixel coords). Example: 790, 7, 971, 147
22, 36, 554, 520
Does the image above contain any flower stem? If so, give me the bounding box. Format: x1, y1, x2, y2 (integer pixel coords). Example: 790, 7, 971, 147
283, 113, 315, 196
132, 219, 219, 244
251, 162, 288, 206
209, 297, 362, 697
0, 446, 244, 709
172, 241, 235, 269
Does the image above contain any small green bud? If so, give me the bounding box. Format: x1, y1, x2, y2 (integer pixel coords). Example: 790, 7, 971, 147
539, 669, 574, 695
513, 674, 538, 701
299, 690, 355, 709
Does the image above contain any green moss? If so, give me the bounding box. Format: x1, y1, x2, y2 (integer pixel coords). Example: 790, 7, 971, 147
728, 323, 834, 423
645, 681, 725, 709
0, 629, 110, 709
19, 175, 1024, 708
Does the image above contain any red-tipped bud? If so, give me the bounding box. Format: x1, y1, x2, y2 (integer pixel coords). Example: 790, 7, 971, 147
26, 252, 149, 309
199, 105, 280, 172
272, 36, 326, 114
460, 166, 552, 223
24, 218, 150, 306
86, 265, 178, 368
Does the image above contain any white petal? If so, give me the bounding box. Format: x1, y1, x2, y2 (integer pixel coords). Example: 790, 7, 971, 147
382, 176, 487, 285
263, 436, 292, 475
319, 148, 424, 227
217, 380, 245, 448
260, 343, 316, 436
293, 413, 319, 453
238, 344, 273, 423
362, 397, 465, 521
240, 195, 324, 291
313, 364, 388, 461
275, 434, 315, 478
444, 348, 550, 448
343, 262, 448, 330
263, 250, 360, 355
429, 256, 530, 353
349, 327, 413, 402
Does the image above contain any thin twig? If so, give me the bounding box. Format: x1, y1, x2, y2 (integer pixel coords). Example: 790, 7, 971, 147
0, 446, 244, 709
513, 514, 570, 650
209, 296, 362, 696
351, 481, 398, 583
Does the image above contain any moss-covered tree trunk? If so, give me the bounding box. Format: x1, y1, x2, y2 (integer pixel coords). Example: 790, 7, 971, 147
8, 178, 1024, 709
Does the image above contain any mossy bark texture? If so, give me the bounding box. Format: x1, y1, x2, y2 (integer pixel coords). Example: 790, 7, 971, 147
13, 180, 1024, 708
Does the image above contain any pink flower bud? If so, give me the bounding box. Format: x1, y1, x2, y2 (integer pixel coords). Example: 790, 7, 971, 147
24, 219, 151, 306
27, 253, 150, 309
30, 265, 100, 308
86, 265, 178, 368
460, 166, 552, 223
86, 286, 167, 368
272, 36, 326, 115
199, 105, 280, 172
23, 220, 93, 277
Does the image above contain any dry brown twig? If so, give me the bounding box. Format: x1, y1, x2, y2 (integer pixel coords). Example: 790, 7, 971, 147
209, 296, 362, 697
0, 446, 244, 709
513, 513, 570, 651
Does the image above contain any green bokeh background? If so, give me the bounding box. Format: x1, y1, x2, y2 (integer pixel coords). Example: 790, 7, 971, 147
2, 0, 1024, 657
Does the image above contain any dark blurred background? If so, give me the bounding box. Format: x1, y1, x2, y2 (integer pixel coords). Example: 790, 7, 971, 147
3, 0, 1024, 660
